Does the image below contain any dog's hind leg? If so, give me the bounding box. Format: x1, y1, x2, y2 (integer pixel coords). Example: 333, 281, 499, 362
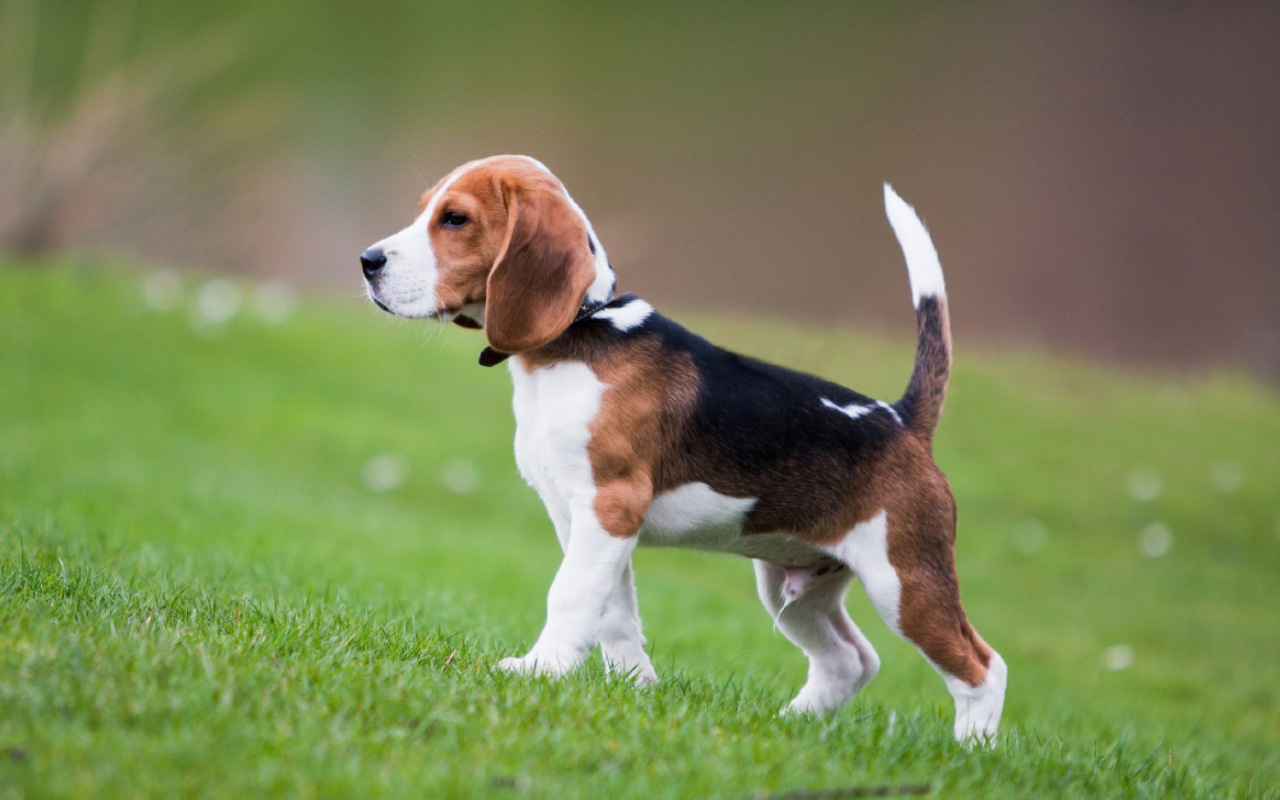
753, 560, 880, 715
848, 508, 1007, 744
599, 560, 658, 685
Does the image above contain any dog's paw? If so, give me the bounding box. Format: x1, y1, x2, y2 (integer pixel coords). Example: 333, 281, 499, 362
495, 650, 578, 677
780, 699, 819, 717
631, 664, 659, 686
609, 662, 658, 687
601, 646, 658, 686
781, 683, 853, 717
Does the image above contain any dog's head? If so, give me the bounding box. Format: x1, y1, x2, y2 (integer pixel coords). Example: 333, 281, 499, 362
360, 155, 615, 355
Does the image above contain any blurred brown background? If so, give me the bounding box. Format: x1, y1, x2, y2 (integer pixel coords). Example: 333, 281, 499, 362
4, 1, 1278, 379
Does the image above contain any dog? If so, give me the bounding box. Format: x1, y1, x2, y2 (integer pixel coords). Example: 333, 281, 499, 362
359, 155, 1006, 742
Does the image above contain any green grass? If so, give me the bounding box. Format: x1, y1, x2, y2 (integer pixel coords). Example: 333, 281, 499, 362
2, 264, 1278, 798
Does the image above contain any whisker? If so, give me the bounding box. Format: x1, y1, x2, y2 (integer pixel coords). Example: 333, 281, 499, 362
435, 284, 467, 308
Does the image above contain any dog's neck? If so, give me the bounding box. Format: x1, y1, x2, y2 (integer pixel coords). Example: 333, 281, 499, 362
478, 292, 622, 368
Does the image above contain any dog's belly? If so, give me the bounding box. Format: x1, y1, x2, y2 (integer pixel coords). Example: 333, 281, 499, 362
637, 481, 829, 567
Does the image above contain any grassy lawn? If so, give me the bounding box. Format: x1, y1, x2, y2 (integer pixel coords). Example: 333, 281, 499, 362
2, 264, 1278, 798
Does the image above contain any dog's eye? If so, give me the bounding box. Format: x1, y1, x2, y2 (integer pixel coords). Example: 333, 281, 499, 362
440, 211, 469, 228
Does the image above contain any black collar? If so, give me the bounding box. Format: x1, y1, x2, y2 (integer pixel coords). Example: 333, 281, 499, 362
478, 296, 616, 367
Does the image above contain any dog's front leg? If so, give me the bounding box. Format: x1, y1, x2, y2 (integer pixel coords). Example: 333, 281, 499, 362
498, 510, 638, 677
599, 561, 657, 684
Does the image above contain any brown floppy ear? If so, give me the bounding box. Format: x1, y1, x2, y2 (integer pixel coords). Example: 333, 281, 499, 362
484, 182, 596, 355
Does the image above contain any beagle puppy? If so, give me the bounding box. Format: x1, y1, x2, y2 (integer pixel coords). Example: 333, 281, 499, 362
360, 155, 1006, 742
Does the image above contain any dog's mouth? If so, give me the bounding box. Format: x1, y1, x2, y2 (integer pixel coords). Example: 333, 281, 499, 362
366, 284, 460, 321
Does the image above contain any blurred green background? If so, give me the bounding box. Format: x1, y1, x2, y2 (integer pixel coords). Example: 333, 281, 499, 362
4, 0, 1278, 378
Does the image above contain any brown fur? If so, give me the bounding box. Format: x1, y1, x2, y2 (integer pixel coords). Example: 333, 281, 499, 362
899, 296, 952, 443
484, 184, 596, 354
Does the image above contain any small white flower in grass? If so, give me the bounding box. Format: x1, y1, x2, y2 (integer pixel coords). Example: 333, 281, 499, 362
439, 458, 480, 495
143, 270, 183, 311
1125, 469, 1163, 502
363, 454, 408, 493
194, 278, 242, 325
251, 280, 299, 324
1138, 522, 1173, 559
1103, 644, 1134, 671
1208, 460, 1244, 494
1011, 517, 1049, 555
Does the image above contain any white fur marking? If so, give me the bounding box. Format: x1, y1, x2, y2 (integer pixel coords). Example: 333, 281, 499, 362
820, 397, 902, 426
640, 482, 756, 541
875, 400, 904, 425
821, 510, 900, 633
884, 183, 945, 309
639, 483, 828, 565
596, 299, 654, 332
821, 396, 871, 420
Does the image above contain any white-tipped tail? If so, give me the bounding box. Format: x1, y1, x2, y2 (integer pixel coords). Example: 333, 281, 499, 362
884, 183, 945, 309
885, 183, 952, 444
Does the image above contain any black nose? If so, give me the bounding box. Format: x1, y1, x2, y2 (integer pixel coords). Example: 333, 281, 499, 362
360, 247, 387, 278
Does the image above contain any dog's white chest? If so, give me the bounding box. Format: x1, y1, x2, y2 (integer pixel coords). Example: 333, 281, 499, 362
508, 359, 604, 505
